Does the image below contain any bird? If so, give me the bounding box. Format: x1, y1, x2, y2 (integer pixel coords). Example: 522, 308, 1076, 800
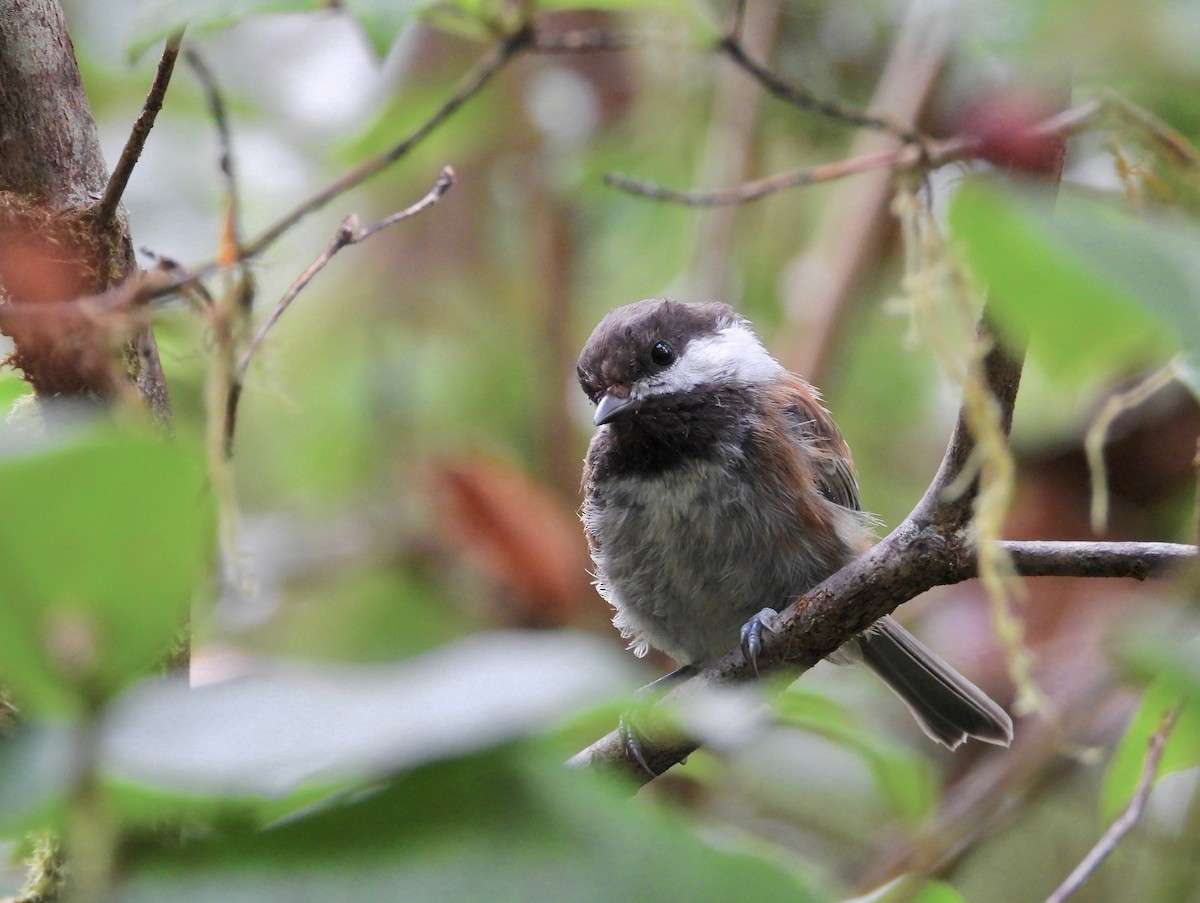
576, 297, 1013, 754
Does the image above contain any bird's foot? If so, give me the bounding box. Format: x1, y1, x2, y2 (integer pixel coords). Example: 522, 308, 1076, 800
739, 607, 783, 675
618, 664, 698, 777
618, 709, 655, 777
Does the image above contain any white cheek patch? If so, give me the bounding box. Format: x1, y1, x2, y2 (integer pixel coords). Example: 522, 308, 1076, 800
633, 321, 783, 399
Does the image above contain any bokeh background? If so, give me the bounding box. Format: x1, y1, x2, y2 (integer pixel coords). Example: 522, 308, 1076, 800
3, 0, 1200, 899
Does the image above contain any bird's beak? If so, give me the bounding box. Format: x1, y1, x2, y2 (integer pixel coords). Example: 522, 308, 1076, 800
594, 390, 637, 426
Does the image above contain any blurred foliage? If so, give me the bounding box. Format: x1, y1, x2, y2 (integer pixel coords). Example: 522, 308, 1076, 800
3, 0, 1200, 899
950, 180, 1200, 392
0, 421, 209, 717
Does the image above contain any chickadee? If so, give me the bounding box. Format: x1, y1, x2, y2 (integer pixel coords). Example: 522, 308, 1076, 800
577, 298, 1013, 750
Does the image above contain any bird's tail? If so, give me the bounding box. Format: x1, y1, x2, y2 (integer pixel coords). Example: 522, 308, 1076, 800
854, 615, 1013, 749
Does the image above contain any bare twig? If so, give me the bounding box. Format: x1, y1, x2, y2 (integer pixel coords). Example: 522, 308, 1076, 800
782, 0, 949, 382
139, 247, 215, 307
605, 148, 907, 205
97, 29, 184, 227
685, 0, 782, 299
1044, 705, 1182, 903
915, 321, 1026, 526
605, 98, 1105, 207
223, 166, 455, 454
236, 166, 455, 380
239, 29, 528, 261
72, 27, 528, 323
999, 540, 1196, 580
718, 35, 917, 139
184, 47, 244, 262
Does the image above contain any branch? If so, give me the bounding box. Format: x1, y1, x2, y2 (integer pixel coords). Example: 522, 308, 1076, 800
780, 0, 949, 384
45, 26, 530, 326
914, 322, 1025, 528
238, 28, 529, 261
97, 30, 184, 227
223, 166, 455, 454
567, 536, 1196, 782
1044, 705, 1181, 903
567, 309, 1194, 782
604, 148, 908, 206
718, 35, 916, 139
1001, 541, 1196, 580
605, 98, 1103, 207
184, 47, 244, 262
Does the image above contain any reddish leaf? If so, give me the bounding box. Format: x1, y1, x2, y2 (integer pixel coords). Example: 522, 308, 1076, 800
434, 457, 599, 628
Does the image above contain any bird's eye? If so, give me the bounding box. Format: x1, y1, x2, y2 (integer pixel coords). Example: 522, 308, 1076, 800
650, 341, 675, 366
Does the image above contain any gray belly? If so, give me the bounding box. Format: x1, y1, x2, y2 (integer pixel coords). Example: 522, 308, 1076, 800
583, 460, 846, 665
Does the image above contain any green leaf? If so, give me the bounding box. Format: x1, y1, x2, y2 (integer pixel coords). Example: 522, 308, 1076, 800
1117, 609, 1200, 696
0, 423, 209, 714
127, 0, 316, 61
949, 181, 1200, 384
3, 633, 631, 834
1101, 677, 1199, 821
774, 688, 938, 822
115, 748, 821, 902
98, 632, 633, 797
1105, 609, 1200, 820
0, 721, 78, 831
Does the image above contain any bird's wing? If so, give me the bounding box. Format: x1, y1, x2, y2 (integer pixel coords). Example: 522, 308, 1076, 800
775, 372, 862, 512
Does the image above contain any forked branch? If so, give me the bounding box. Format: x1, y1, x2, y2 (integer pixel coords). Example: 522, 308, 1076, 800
223, 167, 456, 454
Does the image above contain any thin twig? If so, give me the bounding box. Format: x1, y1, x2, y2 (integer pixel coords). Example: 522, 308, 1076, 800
139, 246, 214, 307
113, 29, 525, 305
97, 29, 184, 226
184, 47, 244, 262
684, 0, 782, 299
605, 148, 906, 205
239, 29, 528, 261
998, 540, 1194, 580
718, 35, 916, 139
605, 98, 1105, 207
223, 166, 455, 454
1044, 705, 1182, 903
782, 0, 949, 382
235, 166, 455, 380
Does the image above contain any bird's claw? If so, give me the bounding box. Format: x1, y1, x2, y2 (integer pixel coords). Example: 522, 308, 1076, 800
618, 710, 656, 777
740, 607, 782, 675
616, 664, 697, 778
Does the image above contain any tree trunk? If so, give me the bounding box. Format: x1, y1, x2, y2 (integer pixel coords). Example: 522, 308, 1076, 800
0, 0, 171, 420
